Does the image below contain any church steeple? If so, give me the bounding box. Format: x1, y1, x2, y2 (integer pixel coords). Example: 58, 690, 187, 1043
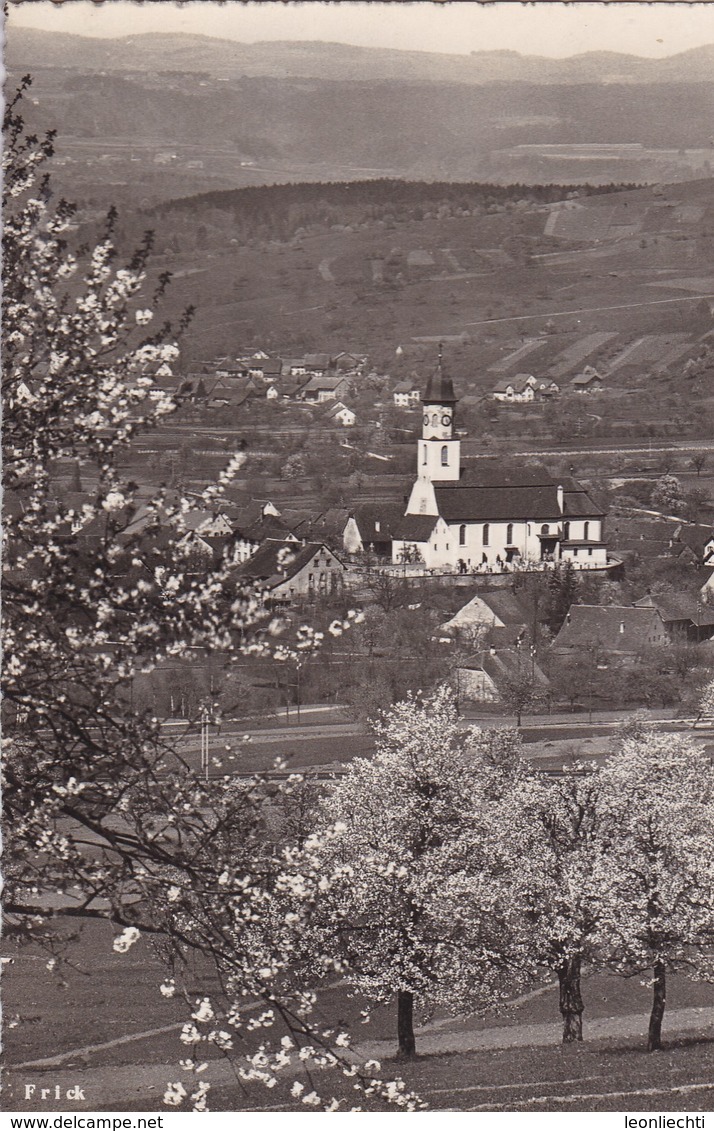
423, 342, 457, 406
414, 345, 461, 488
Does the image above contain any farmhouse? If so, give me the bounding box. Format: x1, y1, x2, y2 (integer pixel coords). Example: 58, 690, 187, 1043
633, 592, 714, 643
457, 647, 550, 704
670, 523, 714, 568
552, 605, 667, 663
395, 353, 607, 573
438, 590, 530, 642
300, 375, 351, 403
571, 366, 604, 393
393, 379, 421, 407
232, 539, 345, 601
325, 401, 356, 427
492, 373, 537, 402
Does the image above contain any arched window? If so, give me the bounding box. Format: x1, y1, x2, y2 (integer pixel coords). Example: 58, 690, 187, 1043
583, 520, 590, 540
506, 523, 514, 544
541, 524, 549, 536
441, 445, 449, 466
482, 523, 490, 547
422, 443, 428, 465
563, 521, 570, 540
431, 412, 439, 427
459, 524, 466, 546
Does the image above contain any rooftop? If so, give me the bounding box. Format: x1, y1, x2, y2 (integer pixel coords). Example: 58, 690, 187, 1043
553, 604, 665, 653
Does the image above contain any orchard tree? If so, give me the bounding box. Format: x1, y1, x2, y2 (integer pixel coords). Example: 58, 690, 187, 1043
503, 768, 605, 1042
2, 82, 413, 1112
651, 473, 685, 515
296, 688, 532, 1057
594, 732, 714, 1051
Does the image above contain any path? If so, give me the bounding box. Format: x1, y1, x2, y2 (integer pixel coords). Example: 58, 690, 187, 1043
463, 292, 714, 328
6, 1006, 713, 1111
355, 1005, 714, 1060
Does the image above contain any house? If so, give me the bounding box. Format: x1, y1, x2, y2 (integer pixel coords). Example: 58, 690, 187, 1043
391, 514, 452, 569
457, 647, 550, 703
208, 375, 258, 407
232, 539, 345, 601
333, 351, 368, 372
232, 510, 298, 563
552, 605, 667, 663
300, 375, 351, 404
289, 508, 351, 550
304, 353, 332, 376
438, 590, 530, 642
634, 592, 714, 642
700, 569, 714, 604
282, 358, 307, 378
266, 384, 280, 400
571, 366, 604, 393
393, 379, 422, 408
342, 505, 404, 556
325, 401, 356, 427
670, 523, 714, 568
535, 377, 560, 398
260, 358, 284, 382
492, 373, 537, 403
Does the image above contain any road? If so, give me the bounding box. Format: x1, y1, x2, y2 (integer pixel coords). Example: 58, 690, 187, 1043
463, 291, 714, 328
167, 710, 714, 778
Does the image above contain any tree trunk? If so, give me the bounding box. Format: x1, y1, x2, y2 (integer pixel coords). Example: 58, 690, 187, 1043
648, 961, 666, 1051
558, 955, 584, 1042
397, 990, 416, 1058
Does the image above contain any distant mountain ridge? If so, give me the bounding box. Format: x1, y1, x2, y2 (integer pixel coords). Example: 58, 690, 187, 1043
7, 26, 714, 85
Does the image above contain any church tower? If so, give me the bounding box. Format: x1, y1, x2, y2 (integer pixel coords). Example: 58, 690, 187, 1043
406, 346, 460, 516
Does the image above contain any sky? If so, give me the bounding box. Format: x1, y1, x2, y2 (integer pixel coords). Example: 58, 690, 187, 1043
6, 1, 714, 59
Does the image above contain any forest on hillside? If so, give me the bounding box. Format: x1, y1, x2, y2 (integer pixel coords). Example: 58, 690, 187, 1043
149, 178, 637, 247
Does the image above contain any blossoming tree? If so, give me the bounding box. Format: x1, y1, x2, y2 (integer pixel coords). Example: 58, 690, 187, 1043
2, 80, 410, 1112
594, 732, 714, 1051
501, 767, 606, 1041
294, 688, 536, 1057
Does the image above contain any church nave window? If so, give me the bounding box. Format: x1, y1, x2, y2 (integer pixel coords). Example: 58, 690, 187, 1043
441, 445, 449, 466
506, 523, 514, 544
482, 523, 490, 546
459, 524, 466, 546
583, 521, 590, 540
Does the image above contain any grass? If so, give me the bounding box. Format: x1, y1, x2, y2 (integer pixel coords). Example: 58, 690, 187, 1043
4, 919, 714, 1112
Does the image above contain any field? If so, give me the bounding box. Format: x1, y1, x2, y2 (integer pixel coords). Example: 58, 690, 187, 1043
4, 919, 714, 1112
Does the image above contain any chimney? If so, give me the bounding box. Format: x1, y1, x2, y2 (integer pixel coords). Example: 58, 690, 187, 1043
557, 484, 564, 512
489, 646, 496, 656
619, 621, 625, 634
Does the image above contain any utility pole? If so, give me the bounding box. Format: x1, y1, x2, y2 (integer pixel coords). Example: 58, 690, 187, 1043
200, 707, 210, 782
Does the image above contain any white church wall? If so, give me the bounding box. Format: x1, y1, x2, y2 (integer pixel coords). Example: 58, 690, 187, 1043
446, 519, 561, 569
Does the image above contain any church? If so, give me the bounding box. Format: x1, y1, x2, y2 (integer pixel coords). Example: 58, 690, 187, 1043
391, 352, 608, 573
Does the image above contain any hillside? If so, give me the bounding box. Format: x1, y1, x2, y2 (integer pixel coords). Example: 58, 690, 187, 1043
6, 28, 714, 207
8, 28, 714, 85
102, 176, 714, 399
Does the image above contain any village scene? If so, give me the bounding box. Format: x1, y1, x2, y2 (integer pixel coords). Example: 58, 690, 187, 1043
4, 0, 714, 1119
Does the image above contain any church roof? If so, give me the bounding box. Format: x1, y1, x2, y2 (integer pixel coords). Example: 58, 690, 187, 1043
430, 466, 605, 522
561, 479, 607, 518
423, 355, 456, 405
435, 484, 561, 523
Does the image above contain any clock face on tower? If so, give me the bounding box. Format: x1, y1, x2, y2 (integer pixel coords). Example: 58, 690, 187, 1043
441, 412, 452, 427
423, 413, 430, 427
